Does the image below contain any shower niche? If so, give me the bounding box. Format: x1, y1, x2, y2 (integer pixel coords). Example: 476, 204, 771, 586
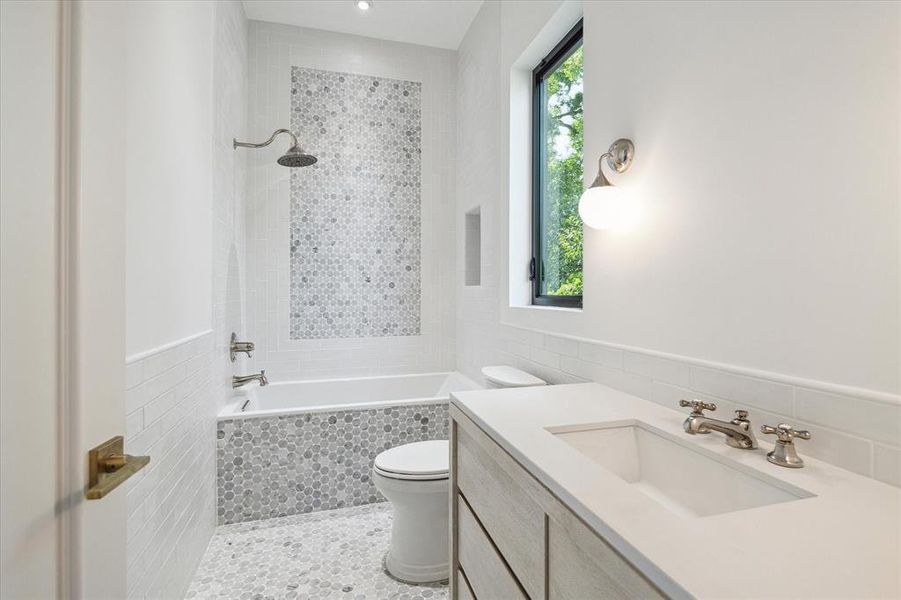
465, 206, 481, 287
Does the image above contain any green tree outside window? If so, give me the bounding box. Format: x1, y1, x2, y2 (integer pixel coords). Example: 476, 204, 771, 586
540, 45, 583, 297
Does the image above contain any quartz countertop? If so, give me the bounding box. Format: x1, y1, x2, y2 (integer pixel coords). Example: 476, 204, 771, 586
450, 383, 901, 599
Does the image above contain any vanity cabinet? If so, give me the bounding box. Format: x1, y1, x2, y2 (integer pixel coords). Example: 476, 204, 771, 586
450, 406, 665, 600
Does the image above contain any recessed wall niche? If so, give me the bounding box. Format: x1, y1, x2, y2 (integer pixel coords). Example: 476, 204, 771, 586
288, 66, 422, 340
465, 206, 481, 286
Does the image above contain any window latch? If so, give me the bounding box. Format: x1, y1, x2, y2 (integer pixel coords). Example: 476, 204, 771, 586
529, 257, 537, 281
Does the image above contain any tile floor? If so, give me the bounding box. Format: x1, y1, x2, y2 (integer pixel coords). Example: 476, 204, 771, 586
186, 503, 448, 600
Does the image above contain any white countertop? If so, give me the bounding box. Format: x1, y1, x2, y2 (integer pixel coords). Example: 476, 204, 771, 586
450, 383, 901, 599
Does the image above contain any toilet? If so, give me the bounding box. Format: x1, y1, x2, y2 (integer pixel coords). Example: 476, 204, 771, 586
481, 364, 548, 389
372, 366, 546, 584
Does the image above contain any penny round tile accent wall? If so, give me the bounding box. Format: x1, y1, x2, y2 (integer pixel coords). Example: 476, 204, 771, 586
289, 66, 422, 340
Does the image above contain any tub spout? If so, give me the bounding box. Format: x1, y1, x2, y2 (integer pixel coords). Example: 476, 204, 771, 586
233, 370, 267, 389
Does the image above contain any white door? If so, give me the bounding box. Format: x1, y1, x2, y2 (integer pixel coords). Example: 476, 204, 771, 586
1, 1, 130, 598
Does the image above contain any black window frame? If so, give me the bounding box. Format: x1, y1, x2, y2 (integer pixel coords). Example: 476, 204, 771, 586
530, 19, 584, 309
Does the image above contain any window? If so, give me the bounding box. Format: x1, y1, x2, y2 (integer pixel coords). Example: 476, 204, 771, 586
531, 20, 583, 308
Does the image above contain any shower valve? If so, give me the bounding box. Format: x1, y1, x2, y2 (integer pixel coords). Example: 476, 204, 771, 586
230, 332, 255, 362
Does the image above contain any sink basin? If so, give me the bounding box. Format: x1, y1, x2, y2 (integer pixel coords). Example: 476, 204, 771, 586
548, 420, 813, 517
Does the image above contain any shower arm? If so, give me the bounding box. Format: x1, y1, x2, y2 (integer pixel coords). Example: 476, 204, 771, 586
233, 128, 299, 150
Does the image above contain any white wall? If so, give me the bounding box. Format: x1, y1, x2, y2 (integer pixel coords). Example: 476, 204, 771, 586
212, 0, 249, 411
0, 2, 60, 597
456, 0, 900, 485
125, 0, 214, 356
576, 0, 899, 394
245, 21, 457, 381
122, 1, 226, 597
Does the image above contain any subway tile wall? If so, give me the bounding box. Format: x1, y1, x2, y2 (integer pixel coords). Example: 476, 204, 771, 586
246, 21, 456, 381
124, 331, 215, 599
212, 0, 249, 412
471, 324, 901, 487
455, 2, 900, 489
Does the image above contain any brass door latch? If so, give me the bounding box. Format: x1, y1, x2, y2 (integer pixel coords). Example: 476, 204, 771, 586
85, 435, 150, 499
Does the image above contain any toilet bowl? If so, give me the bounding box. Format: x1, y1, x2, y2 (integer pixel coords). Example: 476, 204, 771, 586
373, 366, 546, 584
373, 440, 450, 584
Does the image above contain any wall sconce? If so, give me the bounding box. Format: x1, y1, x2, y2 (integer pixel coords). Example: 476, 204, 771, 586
578, 138, 635, 229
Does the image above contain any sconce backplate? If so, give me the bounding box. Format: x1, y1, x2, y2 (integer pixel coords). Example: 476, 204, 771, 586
606, 138, 635, 173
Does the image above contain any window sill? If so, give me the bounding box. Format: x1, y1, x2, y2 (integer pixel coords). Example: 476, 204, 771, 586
512, 304, 582, 313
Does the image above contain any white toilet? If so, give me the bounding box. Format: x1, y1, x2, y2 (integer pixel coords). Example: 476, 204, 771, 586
372, 366, 546, 584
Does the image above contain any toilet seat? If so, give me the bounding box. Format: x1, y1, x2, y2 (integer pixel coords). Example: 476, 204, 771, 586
373, 440, 449, 481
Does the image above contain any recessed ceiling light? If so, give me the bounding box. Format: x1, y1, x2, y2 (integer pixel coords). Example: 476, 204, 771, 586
356, 0, 372, 10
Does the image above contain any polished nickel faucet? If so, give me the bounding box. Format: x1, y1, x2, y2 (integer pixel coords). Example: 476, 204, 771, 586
678, 399, 758, 449
232, 369, 267, 389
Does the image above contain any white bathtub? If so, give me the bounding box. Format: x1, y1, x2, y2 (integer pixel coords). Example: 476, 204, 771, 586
219, 371, 479, 419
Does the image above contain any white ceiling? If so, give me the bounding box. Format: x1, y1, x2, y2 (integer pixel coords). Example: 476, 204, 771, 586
242, 1, 485, 50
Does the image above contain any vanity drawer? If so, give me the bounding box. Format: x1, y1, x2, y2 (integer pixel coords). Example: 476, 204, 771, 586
547, 504, 664, 600
457, 496, 526, 600
455, 418, 548, 599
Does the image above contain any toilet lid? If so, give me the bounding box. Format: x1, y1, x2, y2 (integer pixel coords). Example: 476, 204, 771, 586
481, 365, 547, 388
374, 440, 448, 477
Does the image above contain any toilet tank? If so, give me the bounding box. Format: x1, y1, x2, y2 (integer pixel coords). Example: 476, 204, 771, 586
480, 365, 547, 389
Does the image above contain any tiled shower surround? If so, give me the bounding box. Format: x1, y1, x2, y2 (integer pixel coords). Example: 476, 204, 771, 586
289, 67, 422, 340
217, 402, 448, 524
245, 22, 456, 381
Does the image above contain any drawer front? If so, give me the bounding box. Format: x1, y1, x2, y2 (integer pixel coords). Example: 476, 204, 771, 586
547, 505, 665, 600
457, 569, 476, 600
458, 497, 527, 600
455, 419, 547, 599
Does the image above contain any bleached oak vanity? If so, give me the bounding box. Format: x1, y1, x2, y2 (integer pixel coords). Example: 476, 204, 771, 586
448, 383, 900, 600
451, 406, 664, 599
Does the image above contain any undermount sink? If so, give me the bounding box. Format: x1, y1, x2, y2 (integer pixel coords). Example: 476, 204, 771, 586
548, 420, 814, 518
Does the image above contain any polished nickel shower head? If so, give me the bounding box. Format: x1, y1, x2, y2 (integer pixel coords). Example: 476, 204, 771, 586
233, 128, 317, 168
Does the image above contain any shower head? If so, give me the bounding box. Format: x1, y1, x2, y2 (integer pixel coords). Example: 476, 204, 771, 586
278, 145, 318, 168
234, 128, 317, 168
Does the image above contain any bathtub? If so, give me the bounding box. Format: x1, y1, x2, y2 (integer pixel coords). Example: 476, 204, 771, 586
220, 371, 479, 419
216, 371, 479, 524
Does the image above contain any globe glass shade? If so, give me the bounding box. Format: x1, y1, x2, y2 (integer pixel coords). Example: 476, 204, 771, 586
578, 185, 628, 229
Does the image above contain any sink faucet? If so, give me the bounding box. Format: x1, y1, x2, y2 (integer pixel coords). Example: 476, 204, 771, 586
233, 369, 268, 389
678, 399, 758, 449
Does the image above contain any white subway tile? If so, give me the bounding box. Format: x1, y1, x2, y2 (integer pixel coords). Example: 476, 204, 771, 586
125, 384, 147, 414
873, 444, 901, 487
126, 409, 144, 437
559, 356, 601, 381
795, 388, 900, 447
544, 335, 579, 358
623, 352, 691, 388
577, 342, 624, 368
507, 340, 531, 359
146, 390, 180, 427
690, 366, 793, 415
530, 347, 561, 370
126, 361, 144, 390
792, 423, 872, 477
143, 364, 187, 402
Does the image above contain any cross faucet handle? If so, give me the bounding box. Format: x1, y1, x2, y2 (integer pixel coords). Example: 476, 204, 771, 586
761, 423, 811, 443
760, 423, 811, 468
679, 399, 717, 414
